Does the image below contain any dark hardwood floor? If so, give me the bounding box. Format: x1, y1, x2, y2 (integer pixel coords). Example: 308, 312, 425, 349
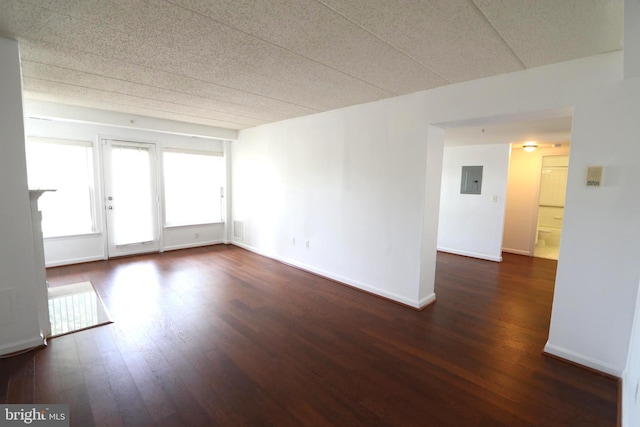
1, 245, 617, 426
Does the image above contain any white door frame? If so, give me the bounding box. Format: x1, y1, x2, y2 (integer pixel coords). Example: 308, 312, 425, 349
101, 138, 161, 258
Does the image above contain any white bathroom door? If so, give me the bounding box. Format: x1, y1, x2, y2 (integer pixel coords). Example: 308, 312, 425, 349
103, 140, 160, 257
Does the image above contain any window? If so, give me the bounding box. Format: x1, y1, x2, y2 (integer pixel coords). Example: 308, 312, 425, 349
26, 137, 96, 238
163, 149, 224, 226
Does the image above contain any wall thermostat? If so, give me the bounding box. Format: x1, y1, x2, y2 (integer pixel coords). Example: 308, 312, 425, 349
586, 166, 603, 186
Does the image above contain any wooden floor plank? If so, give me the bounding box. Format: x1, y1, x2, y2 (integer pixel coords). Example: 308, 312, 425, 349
0, 245, 618, 426
5, 353, 34, 404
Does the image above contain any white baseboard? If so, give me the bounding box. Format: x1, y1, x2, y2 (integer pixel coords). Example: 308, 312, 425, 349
437, 247, 502, 262
45, 255, 105, 268
418, 293, 437, 309
45, 242, 229, 266
231, 241, 429, 309
502, 247, 532, 256
543, 342, 623, 378
0, 334, 45, 357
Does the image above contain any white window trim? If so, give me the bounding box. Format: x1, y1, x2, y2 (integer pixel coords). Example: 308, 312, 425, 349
162, 149, 226, 227
26, 136, 99, 238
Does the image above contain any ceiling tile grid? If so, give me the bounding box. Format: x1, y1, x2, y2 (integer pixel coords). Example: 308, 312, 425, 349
0, 0, 624, 130
23, 87, 249, 129
21, 61, 265, 127
18, 40, 321, 120
170, 0, 450, 94
317, 0, 527, 82
473, 0, 624, 68
23, 76, 251, 128
5, 0, 391, 109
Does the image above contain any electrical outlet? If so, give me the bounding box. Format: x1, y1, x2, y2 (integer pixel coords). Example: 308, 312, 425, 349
292, 237, 296, 245
195, 232, 199, 239
305, 240, 310, 248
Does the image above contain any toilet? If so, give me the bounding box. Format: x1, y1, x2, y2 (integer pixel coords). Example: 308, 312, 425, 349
536, 206, 564, 247
537, 228, 552, 247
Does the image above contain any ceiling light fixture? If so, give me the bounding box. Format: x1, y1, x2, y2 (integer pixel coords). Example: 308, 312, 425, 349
523, 141, 538, 152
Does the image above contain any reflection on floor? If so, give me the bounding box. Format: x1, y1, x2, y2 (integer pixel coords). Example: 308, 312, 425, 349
534, 244, 560, 260
48, 281, 112, 337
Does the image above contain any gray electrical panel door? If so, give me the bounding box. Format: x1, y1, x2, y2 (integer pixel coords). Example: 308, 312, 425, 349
461, 165, 483, 194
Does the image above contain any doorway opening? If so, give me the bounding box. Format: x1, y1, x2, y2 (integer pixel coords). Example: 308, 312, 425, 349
437, 111, 573, 263
534, 155, 569, 260
432, 108, 573, 358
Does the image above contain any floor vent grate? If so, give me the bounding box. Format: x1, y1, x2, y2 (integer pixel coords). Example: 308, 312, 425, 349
233, 220, 243, 240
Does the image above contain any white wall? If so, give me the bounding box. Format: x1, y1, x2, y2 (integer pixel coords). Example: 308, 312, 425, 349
437, 144, 510, 261
233, 96, 437, 308
419, 126, 445, 305
0, 38, 46, 355
624, 0, 640, 368
232, 51, 640, 379
544, 77, 640, 376
623, 277, 640, 427
625, 0, 640, 79
24, 104, 232, 266
503, 145, 571, 256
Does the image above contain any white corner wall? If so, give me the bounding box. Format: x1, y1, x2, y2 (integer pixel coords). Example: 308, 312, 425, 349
233, 96, 436, 308
233, 51, 640, 378
623, 277, 640, 427
503, 145, 571, 256
625, 0, 640, 79
437, 144, 510, 261
0, 38, 45, 355
419, 126, 445, 306
543, 74, 640, 376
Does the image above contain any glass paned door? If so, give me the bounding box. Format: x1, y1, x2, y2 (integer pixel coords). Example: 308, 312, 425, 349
103, 140, 160, 257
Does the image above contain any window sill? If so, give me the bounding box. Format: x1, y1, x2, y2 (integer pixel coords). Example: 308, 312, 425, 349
164, 222, 225, 229
44, 232, 102, 241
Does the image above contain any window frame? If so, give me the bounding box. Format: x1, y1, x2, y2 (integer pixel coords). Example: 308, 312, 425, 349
161, 148, 225, 228
25, 136, 100, 239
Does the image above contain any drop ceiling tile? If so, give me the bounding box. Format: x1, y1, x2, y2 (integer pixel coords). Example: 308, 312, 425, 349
317, 0, 525, 82
19, 40, 319, 122
22, 61, 266, 126
171, 0, 449, 94
10, 0, 393, 109
23, 77, 250, 129
473, 0, 624, 67
25, 89, 246, 129
0, 0, 626, 130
